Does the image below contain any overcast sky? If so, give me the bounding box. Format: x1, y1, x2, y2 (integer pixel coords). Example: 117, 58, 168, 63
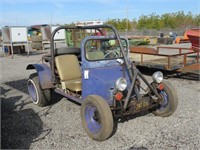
0, 0, 199, 28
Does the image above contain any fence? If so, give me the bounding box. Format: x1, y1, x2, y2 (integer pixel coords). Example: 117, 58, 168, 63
108, 28, 194, 37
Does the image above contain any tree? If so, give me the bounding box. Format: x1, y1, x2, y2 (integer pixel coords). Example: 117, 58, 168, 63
160, 13, 176, 28
105, 18, 132, 31
66, 11, 200, 30
194, 14, 200, 26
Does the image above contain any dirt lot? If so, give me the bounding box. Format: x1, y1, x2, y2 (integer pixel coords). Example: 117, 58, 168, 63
1, 47, 200, 150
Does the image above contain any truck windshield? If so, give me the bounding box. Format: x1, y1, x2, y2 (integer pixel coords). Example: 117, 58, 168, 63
85, 38, 127, 61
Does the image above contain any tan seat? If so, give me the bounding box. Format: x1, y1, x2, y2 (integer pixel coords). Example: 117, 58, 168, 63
55, 55, 82, 92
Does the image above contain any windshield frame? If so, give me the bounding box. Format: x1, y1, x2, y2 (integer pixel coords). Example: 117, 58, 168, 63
83, 35, 129, 62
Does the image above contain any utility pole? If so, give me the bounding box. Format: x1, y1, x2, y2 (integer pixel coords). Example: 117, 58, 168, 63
126, 0, 129, 36
50, 12, 53, 27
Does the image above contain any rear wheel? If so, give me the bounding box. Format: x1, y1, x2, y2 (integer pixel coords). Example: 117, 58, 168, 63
27, 73, 51, 107
152, 81, 178, 117
81, 95, 114, 141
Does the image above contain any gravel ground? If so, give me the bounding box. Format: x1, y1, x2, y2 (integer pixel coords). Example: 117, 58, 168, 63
1, 46, 200, 150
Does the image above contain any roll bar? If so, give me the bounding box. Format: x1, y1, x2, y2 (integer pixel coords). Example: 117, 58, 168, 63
50, 24, 133, 83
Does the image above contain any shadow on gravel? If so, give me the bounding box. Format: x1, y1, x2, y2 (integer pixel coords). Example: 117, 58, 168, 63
110, 111, 151, 139
1, 95, 51, 149
168, 72, 200, 81
137, 66, 199, 81
5, 79, 28, 95
129, 146, 148, 150
11, 51, 45, 57
4, 79, 63, 106
1, 85, 53, 149
118, 111, 150, 123
0, 86, 11, 96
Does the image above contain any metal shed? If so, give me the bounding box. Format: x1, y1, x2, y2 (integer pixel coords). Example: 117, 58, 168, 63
41, 25, 66, 51
2, 26, 29, 58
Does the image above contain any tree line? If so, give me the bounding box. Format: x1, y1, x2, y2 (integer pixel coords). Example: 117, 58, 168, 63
105, 11, 200, 31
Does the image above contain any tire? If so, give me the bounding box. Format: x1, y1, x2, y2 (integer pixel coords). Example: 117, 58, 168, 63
152, 81, 178, 117
27, 73, 51, 107
81, 95, 114, 141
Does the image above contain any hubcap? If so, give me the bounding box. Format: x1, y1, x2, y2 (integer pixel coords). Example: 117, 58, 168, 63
85, 105, 101, 133
159, 91, 168, 110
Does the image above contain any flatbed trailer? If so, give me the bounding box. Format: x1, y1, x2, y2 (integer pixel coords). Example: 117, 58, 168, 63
129, 46, 200, 74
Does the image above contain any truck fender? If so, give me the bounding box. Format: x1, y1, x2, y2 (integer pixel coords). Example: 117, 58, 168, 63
26, 64, 54, 89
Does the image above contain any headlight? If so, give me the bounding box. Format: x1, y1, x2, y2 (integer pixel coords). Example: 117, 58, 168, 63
115, 78, 127, 91
152, 71, 163, 83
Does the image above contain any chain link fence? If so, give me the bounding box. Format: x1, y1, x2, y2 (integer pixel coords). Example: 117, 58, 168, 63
108, 28, 193, 37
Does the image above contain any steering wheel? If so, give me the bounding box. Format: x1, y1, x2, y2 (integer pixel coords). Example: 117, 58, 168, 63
104, 51, 119, 59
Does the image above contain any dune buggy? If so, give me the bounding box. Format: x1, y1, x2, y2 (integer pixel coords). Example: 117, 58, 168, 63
26, 24, 178, 141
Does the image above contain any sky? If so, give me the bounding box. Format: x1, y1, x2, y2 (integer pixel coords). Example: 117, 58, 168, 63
0, 0, 199, 28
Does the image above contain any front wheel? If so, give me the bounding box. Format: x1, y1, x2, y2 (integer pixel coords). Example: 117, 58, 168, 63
152, 81, 178, 117
81, 95, 114, 141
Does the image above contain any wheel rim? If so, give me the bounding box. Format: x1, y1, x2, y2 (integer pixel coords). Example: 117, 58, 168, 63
27, 79, 38, 103
85, 105, 101, 134
159, 91, 168, 110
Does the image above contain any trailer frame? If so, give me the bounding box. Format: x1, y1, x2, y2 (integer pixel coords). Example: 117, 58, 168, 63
130, 46, 200, 74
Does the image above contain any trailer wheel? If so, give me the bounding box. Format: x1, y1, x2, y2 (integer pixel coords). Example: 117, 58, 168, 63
27, 73, 51, 107
152, 81, 178, 117
81, 95, 114, 141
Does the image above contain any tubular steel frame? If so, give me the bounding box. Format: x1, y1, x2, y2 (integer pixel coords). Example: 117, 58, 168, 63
50, 24, 162, 109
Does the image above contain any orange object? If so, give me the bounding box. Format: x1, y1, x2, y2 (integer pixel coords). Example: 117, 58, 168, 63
183, 32, 189, 40
186, 29, 200, 51
175, 37, 181, 44
130, 46, 158, 54
175, 31, 190, 44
